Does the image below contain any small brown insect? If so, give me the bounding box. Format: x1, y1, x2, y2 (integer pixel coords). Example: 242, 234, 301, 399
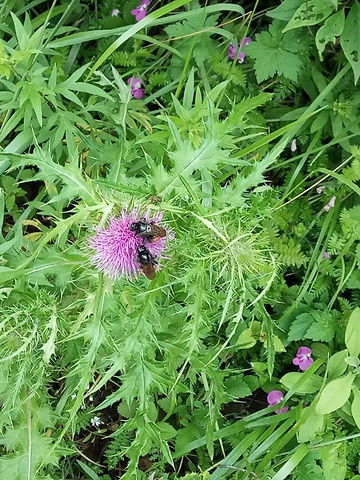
150, 195, 162, 204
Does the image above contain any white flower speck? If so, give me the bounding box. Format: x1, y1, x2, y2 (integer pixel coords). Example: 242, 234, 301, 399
90, 416, 101, 427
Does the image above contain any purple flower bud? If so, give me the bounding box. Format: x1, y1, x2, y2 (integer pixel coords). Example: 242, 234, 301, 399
316, 186, 326, 194
267, 390, 289, 414
323, 195, 336, 212
323, 252, 330, 259
127, 76, 144, 99
292, 346, 313, 371
227, 37, 251, 64
111, 8, 120, 16
131, 0, 150, 21
89, 209, 172, 279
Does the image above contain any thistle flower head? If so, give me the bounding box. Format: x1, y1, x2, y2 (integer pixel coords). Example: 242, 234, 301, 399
90, 209, 171, 280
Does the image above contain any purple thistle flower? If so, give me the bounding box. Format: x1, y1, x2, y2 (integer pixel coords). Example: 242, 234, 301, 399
131, 0, 150, 21
292, 346, 313, 371
111, 8, 120, 16
127, 76, 144, 99
89, 209, 171, 280
323, 195, 336, 212
228, 37, 251, 64
323, 252, 331, 259
267, 390, 289, 414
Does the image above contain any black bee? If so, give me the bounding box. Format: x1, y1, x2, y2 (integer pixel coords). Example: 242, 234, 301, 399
137, 245, 158, 280
130, 218, 166, 242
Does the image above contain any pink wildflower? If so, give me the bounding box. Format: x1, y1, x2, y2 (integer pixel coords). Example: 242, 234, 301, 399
292, 346, 313, 371
228, 37, 251, 64
323, 252, 330, 259
89, 209, 171, 279
323, 195, 336, 212
267, 390, 289, 414
316, 186, 326, 194
131, 0, 150, 21
127, 77, 144, 99
111, 8, 120, 16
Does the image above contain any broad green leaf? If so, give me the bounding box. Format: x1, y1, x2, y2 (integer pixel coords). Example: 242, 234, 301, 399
305, 311, 336, 342
315, 373, 354, 415
328, 349, 348, 380
225, 375, 252, 398
268, 0, 304, 21
321, 444, 347, 480
341, 2, 360, 84
283, 0, 335, 33
351, 386, 360, 429
297, 410, 324, 443
281, 372, 322, 394
288, 313, 312, 341
345, 308, 360, 356
316, 9, 345, 60
345, 356, 360, 367
236, 328, 257, 349
246, 22, 306, 82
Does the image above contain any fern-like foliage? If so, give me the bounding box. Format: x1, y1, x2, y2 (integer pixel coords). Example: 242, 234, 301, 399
111, 51, 137, 67
275, 237, 307, 267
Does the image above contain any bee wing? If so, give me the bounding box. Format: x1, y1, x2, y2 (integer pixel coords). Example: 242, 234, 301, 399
147, 224, 166, 238
141, 263, 157, 280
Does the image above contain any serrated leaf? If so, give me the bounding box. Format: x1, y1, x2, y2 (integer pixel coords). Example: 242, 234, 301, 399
340, 2, 360, 84
305, 312, 336, 342
315, 373, 354, 415
246, 22, 306, 82
225, 375, 252, 398
288, 313, 313, 341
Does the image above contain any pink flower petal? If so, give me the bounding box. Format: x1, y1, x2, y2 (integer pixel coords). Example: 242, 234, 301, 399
267, 390, 284, 406
298, 357, 313, 371
89, 209, 172, 279
297, 346, 312, 356
132, 88, 144, 99
275, 406, 289, 414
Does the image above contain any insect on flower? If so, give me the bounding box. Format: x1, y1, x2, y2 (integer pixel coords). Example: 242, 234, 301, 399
89, 209, 171, 280
137, 245, 158, 279
130, 218, 166, 242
